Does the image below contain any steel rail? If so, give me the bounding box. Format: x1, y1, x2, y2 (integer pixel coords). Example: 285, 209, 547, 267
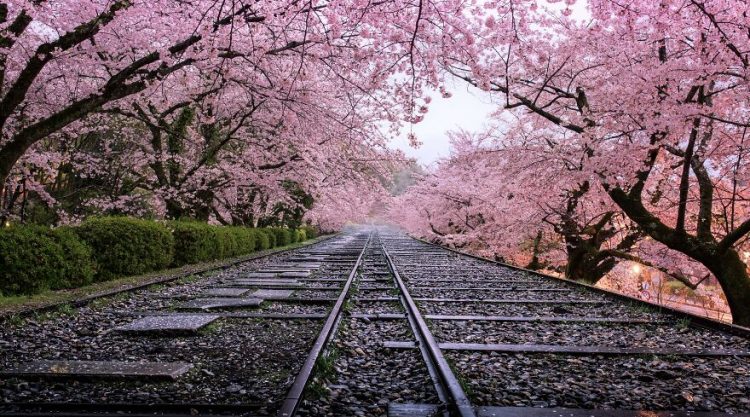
277, 232, 371, 417
0, 234, 337, 323
411, 236, 750, 338
379, 234, 477, 417
377, 234, 451, 417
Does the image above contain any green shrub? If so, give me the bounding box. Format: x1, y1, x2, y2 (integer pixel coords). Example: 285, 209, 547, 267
261, 228, 277, 247
301, 225, 318, 239
289, 228, 299, 244
230, 227, 256, 255
252, 229, 270, 250
170, 221, 218, 266
75, 217, 174, 280
212, 227, 237, 258
49, 227, 96, 288
0, 226, 66, 295
0, 218, 276, 296
296, 229, 307, 242
171, 222, 259, 264
269, 228, 291, 246
0, 225, 94, 295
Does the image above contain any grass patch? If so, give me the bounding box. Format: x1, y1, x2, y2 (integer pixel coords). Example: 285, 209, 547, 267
5, 313, 24, 326
175, 274, 202, 285
676, 317, 692, 330
445, 356, 474, 398
631, 301, 657, 314
56, 303, 76, 316
306, 346, 340, 400
198, 321, 223, 335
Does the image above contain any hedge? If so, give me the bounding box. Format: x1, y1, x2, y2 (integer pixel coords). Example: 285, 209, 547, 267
268, 228, 291, 247
301, 225, 318, 239
50, 227, 97, 289
0, 218, 317, 297
75, 217, 175, 281
170, 221, 221, 266
253, 229, 271, 250
0, 226, 97, 296
262, 228, 277, 248
228, 226, 256, 257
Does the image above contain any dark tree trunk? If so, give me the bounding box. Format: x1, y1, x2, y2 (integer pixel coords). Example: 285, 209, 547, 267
194, 189, 214, 222
563, 235, 617, 285
166, 199, 184, 220
703, 250, 750, 326
0, 138, 32, 222
609, 186, 750, 327
526, 231, 544, 270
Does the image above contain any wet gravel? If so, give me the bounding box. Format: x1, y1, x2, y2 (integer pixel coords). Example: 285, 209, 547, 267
357, 289, 397, 298
303, 319, 438, 417
350, 301, 404, 315
292, 290, 339, 299
405, 280, 563, 288
358, 283, 393, 289
300, 241, 439, 417
417, 300, 657, 319
410, 288, 601, 301
0, 319, 318, 414
447, 351, 750, 412
431, 320, 750, 350
302, 282, 343, 289
381, 229, 750, 414
5, 227, 750, 416
261, 303, 331, 315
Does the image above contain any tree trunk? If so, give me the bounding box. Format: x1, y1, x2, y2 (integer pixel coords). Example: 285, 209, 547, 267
0, 138, 30, 221
704, 250, 750, 327
166, 199, 184, 220
609, 187, 750, 326
563, 237, 617, 285
194, 189, 213, 222
526, 231, 544, 270
565, 248, 599, 284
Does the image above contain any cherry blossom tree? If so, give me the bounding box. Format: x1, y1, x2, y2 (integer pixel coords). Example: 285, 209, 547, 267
392, 125, 727, 291
438, 0, 750, 325
0, 0, 474, 221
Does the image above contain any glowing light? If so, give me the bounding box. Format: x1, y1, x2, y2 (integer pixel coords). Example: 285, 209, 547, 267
3, 221, 9, 228
631, 264, 642, 274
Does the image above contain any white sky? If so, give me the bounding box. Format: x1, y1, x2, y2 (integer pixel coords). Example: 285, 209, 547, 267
388, 1, 590, 167
388, 79, 498, 167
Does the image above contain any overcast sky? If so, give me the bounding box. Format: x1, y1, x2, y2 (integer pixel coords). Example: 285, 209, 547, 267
388, 2, 590, 167
387, 78, 498, 168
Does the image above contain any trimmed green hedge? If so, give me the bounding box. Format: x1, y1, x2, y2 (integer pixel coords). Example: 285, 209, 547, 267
170, 221, 220, 266
301, 225, 318, 239
0, 218, 317, 296
75, 217, 175, 281
262, 228, 277, 248
253, 229, 271, 250
268, 228, 291, 247
0, 226, 96, 296
51, 227, 97, 288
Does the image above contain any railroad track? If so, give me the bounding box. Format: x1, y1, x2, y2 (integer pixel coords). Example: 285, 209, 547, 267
0, 230, 370, 416
373, 228, 750, 417
297, 227, 750, 416
1, 226, 749, 417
